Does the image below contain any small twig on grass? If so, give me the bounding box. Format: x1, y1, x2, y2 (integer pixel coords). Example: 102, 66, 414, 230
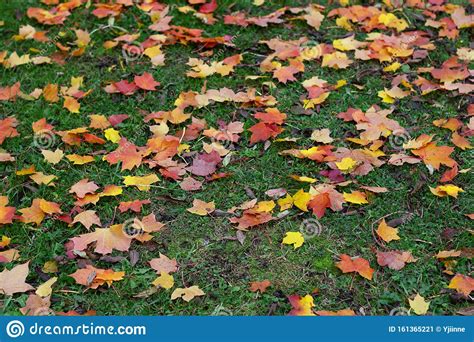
413, 239, 433, 245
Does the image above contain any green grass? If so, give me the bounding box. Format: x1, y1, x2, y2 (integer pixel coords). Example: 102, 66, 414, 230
0, 0, 472, 316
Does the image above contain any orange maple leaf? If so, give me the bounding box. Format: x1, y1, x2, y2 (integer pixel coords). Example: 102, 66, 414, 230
411, 142, 456, 170
0, 117, 19, 145
336, 254, 374, 280
249, 280, 271, 293
448, 274, 474, 296
134, 72, 160, 91
103, 138, 144, 171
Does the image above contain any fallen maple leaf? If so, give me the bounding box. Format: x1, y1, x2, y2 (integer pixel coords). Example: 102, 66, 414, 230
41, 149, 64, 165
282, 231, 304, 249
134, 72, 160, 91
376, 250, 416, 270
435, 250, 462, 259
448, 274, 474, 296
66, 154, 95, 165
20, 294, 51, 316
63, 96, 80, 113
187, 151, 221, 176
0, 249, 20, 263
0, 262, 34, 295
149, 253, 178, 274
376, 219, 400, 243
249, 280, 271, 293
118, 199, 151, 213
411, 142, 456, 170
71, 225, 131, 255
103, 138, 143, 171
69, 265, 125, 289
336, 254, 374, 280
123, 174, 160, 191
72, 210, 101, 230
343, 191, 368, 204
187, 199, 215, 216
19, 198, 61, 226
409, 294, 430, 315
0, 200, 16, 225
288, 294, 315, 316
69, 179, 99, 198
0, 117, 19, 145
430, 184, 464, 198
35, 277, 57, 298
152, 272, 174, 290
171, 286, 205, 302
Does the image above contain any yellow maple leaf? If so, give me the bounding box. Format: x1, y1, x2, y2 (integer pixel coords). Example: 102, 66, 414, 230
152, 272, 174, 290
144, 45, 165, 66
66, 154, 95, 165
376, 219, 400, 243
336, 16, 353, 31
430, 184, 464, 198
335, 157, 357, 173
293, 189, 312, 212
100, 185, 123, 197
277, 194, 293, 211
71, 76, 84, 88
378, 89, 395, 104
343, 191, 368, 204
254, 200, 276, 213
104, 128, 121, 143
5, 52, 30, 68
378, 13, 408, 32
334, 79, 347, 89
123, 174, 159, 191
290, 175, 317, 183
282, 232, 304, 249
383, 62, 401, 72
0, 235, 11, 248
35, 277, 57, 297
409, 294, 430, 315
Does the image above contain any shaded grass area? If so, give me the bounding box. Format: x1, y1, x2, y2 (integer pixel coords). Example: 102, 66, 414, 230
0, 0, 472, 315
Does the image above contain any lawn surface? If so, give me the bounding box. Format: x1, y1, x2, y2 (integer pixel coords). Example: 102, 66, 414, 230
0, 0, 473, 316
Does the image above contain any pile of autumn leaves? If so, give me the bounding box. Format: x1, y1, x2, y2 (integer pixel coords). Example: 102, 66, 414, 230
0, 0, 473, 316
